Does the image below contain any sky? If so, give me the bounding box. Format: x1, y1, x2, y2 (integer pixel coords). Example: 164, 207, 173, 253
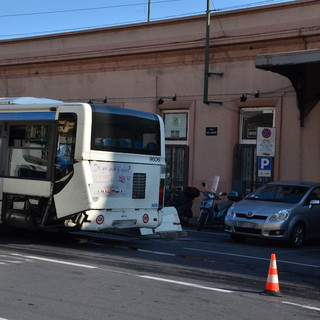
0, 0, 294, 40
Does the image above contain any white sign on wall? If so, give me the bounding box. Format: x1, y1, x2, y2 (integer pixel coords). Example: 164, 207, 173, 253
256, 127, 276, 157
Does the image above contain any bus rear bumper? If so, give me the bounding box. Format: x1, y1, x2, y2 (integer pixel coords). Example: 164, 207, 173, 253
140, 206, 183, 236
80, 209, 160, 232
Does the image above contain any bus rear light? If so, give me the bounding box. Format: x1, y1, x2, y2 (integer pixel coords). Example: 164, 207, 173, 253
158, 179, 165, 209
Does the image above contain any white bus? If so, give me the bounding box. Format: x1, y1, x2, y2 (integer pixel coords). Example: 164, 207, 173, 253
0, 97, 166, 232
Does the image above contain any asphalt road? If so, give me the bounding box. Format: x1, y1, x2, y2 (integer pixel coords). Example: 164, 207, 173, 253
0, 227, 319, 319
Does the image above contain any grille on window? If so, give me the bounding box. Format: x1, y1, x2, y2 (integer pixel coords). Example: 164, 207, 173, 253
132, 173, 146, 199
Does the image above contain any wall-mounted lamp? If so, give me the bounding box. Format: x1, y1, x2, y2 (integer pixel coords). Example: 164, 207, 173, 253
88, 96, 108, 104
240, 90, 259, 102
158, 94, 177, 105
240, 94, 247, 102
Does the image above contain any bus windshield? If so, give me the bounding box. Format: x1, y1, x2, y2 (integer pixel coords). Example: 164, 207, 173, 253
91, 105, 161, 155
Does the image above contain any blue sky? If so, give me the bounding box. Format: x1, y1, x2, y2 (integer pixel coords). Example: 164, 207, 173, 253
0, 0, 294, 40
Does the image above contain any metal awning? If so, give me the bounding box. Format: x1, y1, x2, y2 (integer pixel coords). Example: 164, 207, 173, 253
256, 49, 320, 126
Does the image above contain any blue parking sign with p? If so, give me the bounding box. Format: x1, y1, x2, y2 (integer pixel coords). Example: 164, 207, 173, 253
258, 157, 272, 177
259, 157, 271, 170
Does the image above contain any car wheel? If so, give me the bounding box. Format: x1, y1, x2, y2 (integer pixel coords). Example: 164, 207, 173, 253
289, 223, 305, 248
230, 234, 246, 242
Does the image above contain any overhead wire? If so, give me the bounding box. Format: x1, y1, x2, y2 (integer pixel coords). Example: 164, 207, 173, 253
0, 0, 180, 18
0, 0, 201, 39
212, 0, 294, 12
0, 0, 294, 39
0, 0, 300, 109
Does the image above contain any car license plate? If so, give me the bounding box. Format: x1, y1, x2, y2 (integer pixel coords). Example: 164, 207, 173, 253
237, 221, 256, 229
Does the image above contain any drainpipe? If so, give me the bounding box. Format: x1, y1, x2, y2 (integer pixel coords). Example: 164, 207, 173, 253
203, 0, 223, 105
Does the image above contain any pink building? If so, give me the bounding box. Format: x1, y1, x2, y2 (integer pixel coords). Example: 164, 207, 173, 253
0, 0, 319, 212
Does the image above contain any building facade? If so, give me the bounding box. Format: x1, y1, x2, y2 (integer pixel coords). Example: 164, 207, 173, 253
0, 0, 320, 213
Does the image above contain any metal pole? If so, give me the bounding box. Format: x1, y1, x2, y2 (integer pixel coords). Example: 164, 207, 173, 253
148, 0, 151, 22
203, 0, 211, 104
203, 1, 222, 105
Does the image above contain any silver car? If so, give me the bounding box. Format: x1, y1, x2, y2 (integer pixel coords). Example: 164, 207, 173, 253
224, 181, 320, 247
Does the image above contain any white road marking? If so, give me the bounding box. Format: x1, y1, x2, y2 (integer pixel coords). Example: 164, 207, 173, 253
11, 253, 97, 269
137, 249, 176, 256
138, 275, 233, 293
282, 301, 320, 312
8, 252, 232, 294
4, 251, 320, 315
184, 247, 320, 268
0, 254, 32, 264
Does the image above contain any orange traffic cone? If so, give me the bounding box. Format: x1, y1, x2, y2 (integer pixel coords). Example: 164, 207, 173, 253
262, 253, 282, 296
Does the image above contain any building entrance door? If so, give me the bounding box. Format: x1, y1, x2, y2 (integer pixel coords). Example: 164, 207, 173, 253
165, 145, 189, 191
232, 107, 275, 195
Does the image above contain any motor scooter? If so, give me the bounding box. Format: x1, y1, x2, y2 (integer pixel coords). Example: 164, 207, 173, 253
197, 177, 240, 231
165, 183, 200, 226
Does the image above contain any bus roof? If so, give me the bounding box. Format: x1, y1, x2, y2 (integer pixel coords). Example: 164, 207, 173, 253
91, 104, 159, 121
0, 97, 63, 105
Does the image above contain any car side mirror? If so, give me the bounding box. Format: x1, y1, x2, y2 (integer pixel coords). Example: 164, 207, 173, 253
309, 199, 320, 208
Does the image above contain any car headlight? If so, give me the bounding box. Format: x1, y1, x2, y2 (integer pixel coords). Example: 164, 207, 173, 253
269, 209, 290, 222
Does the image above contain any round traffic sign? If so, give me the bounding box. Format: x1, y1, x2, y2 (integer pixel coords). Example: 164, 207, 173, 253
262, 128, 272, 139
96, 215, 104, 225
142, 214, 149, 224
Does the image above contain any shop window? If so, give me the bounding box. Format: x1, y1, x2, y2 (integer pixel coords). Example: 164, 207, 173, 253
239, 108, 274, 144
163, 112, 188, 142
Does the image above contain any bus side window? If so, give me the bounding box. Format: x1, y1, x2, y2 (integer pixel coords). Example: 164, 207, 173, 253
119, 139, 129, 148
133, 140, 143, 149
146, 142, 156, 151
56, 144, 71, 172
6, 124, 50, 179
55, 115, 77, 178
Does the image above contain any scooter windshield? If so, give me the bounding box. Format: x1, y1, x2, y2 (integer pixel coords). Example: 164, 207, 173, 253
203, 175, 220, 192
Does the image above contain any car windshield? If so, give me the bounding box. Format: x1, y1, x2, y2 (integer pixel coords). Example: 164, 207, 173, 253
246, 184, 309, 203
